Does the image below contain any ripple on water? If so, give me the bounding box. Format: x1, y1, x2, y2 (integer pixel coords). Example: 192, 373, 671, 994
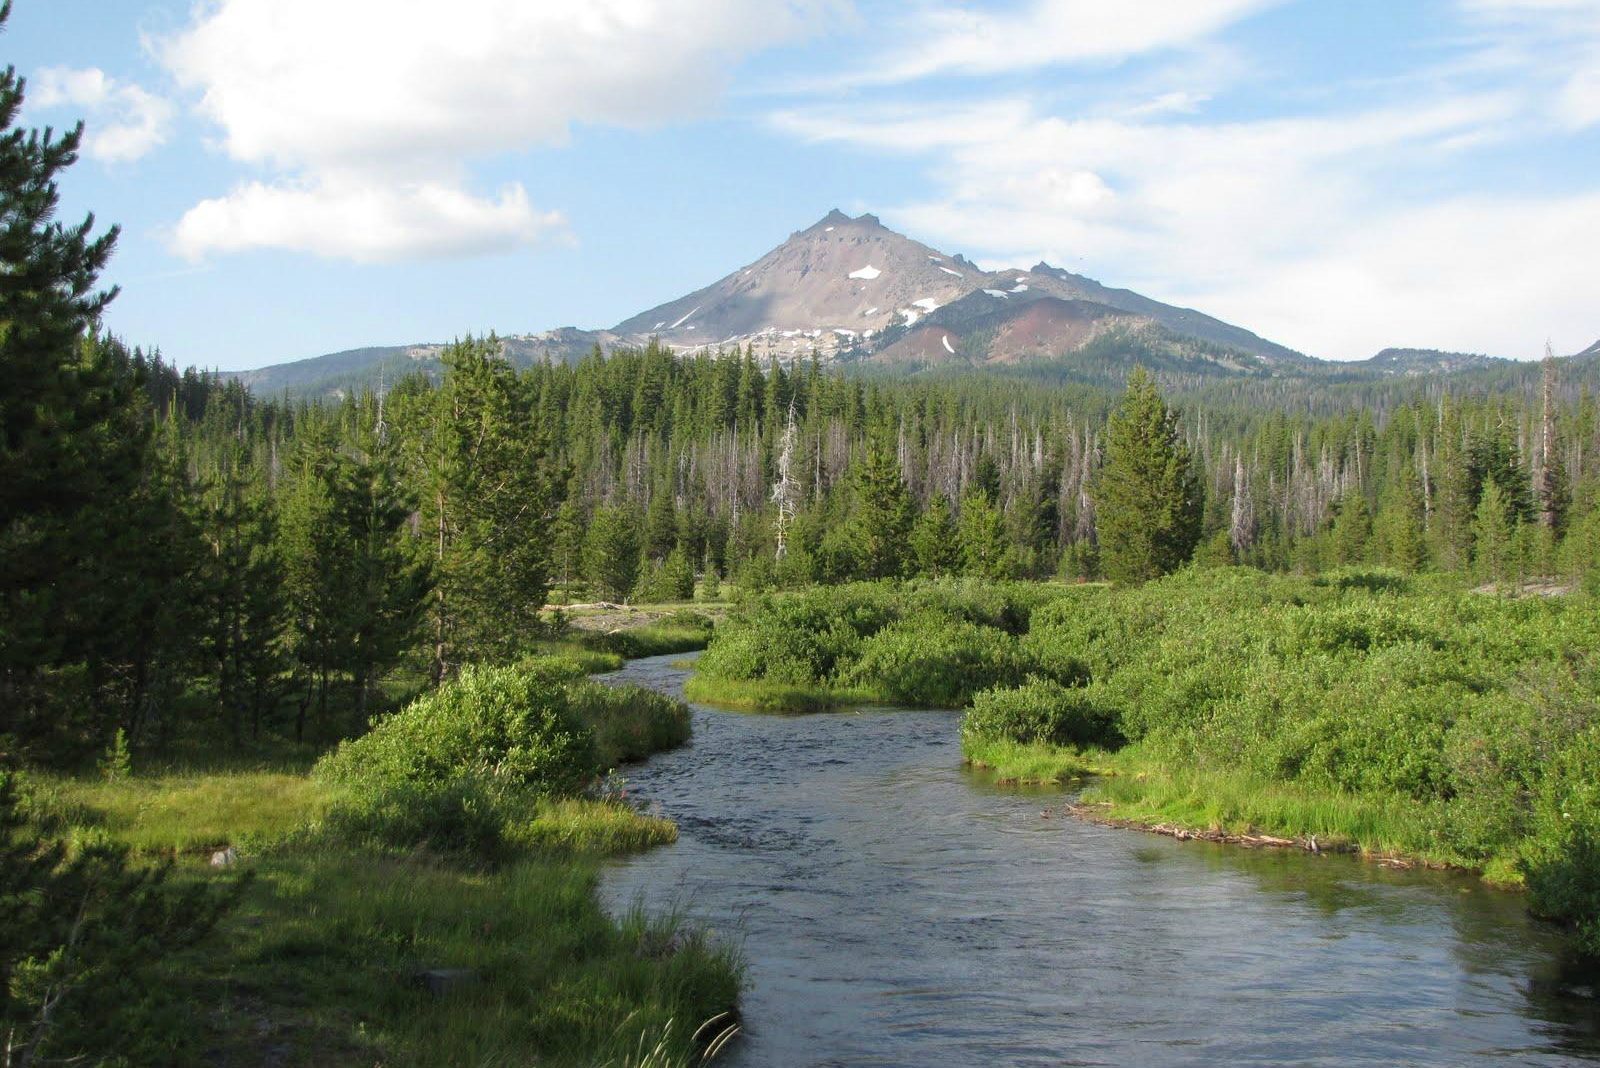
599, 654, 1600, 1068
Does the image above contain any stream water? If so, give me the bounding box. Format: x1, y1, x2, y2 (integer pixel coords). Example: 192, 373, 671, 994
598, 653, 1600, 1067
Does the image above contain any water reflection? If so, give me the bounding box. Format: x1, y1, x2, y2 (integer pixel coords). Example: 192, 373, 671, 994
599, 653, 1600, 1066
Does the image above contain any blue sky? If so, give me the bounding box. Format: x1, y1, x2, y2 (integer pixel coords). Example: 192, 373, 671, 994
12, 0, 1600, 371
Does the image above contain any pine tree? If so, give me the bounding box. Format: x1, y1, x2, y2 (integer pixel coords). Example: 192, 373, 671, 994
958, 488, 1013, 579
847, 435, 912, 579
403, 339, 566, 679
1093, 369, 1203, 583
1374, 469, 1427, 573
0, 39, 158, 757
585, 505, 643, 602
644, 487, 679, 561
1473, 478, 1513, 585
199, 435, 287, 745
1331, 492, 1372, 566
910, 493, 960, 577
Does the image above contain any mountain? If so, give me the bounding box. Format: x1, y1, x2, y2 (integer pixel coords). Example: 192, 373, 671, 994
1357, 348, 1509, 377
226, 330, 625, 399
1578, 339, 1600, 359
222, 209, 1586, 397
611, 209, 1307, 371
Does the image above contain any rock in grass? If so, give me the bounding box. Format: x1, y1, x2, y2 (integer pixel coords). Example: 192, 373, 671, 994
414, 968, 479, 997
210, 846, 238, 867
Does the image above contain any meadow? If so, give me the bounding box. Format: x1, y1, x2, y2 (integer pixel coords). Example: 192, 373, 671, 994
13, 645, 738, 1068
690, 570, 1600, 952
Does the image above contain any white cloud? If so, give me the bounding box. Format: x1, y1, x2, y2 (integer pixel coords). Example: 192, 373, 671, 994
162, 0, 839, 173
1457, 0, 1600, 129
838, 0, 1281, 85
31, 66, 173, 162
172, 178, 566, 263
775, 90, 1600, 360
160, 0, 839, 261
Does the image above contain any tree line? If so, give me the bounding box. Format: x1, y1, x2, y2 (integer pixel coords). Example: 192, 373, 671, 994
9, 64, 1600, 767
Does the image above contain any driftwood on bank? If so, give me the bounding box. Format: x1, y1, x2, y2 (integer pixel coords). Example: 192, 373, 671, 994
1058, 801, 1435, 870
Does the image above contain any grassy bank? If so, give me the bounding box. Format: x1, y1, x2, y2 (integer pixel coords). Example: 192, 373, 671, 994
13, 650, 740, 1067
693, 570, 1600, 952
681, 674, 862, 713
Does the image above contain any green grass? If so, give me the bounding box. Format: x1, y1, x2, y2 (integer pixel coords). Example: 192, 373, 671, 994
961, 737, 1106, 785
682, 674, 866, 713
526, 640, 629, 673
505, 797, 677, 855
16, 650, 738, 1067
173, 849, 739, 1067
19, 769, 336, 854
1075, 746, 1460, 868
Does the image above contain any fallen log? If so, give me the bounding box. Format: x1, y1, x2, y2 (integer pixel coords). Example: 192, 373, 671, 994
1058, 802, 1446, 869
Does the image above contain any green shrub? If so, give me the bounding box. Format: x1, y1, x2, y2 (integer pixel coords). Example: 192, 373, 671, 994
316, 661, 599, 801
962, 677, 1121, 749
1522, 725, 1600, 954
842, 611, 1023, 707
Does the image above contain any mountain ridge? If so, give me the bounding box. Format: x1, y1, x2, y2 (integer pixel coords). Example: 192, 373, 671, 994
221, 210, 1587, 398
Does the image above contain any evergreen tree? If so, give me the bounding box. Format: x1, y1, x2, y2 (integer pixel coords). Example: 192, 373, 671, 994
958, 489, 1013, 579
199, 435, 288, 744
1093, 369, 1203, 583
0, 44, 157, 757
846, 436, 912, 579
1472, 478, 1513, 585
1374, 470, 1428, 573
1331, 492, 1372, 566
338, 443, 431, 724
585, 505, 643, 602
910, 493, 960, 577
644, 487, 679, 561
402, 339, 565, 679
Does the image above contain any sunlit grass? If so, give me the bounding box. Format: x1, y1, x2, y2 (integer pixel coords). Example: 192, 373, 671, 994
1077, 747, 1461, 866
20, 769, 337, 854
506, 797, 677, 855
961, 737, 1106, 785
682, 674, 865, 713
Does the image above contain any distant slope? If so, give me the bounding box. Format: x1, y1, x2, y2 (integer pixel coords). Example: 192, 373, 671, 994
223, 330, 618, 398
1019, 264, 1310, 367
1358, 348, 1508, 377
220, 208, 1592, 399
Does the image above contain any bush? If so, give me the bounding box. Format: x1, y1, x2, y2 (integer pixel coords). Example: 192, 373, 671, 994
842, 611, 1023, 707
962, 677, 1121, 749
1522, 725, 1600, 954
575, 683, 691, 768
316, 661, 599, 802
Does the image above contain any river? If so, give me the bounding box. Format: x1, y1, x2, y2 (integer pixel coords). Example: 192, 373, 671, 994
598, 652, 1600, 1067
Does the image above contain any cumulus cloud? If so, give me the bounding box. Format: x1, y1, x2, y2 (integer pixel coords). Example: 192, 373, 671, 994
31, 66, 173, 162
172, 178, 567, 263
160, 0, 838, 261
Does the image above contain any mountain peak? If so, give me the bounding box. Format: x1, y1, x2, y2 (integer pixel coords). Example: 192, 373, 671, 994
819, 208, 851, 225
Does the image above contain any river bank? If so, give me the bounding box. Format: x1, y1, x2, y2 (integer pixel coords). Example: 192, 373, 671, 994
602, 652, 1600, 1067
14, 638, 734, 1067
686, 572, 1600, 952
